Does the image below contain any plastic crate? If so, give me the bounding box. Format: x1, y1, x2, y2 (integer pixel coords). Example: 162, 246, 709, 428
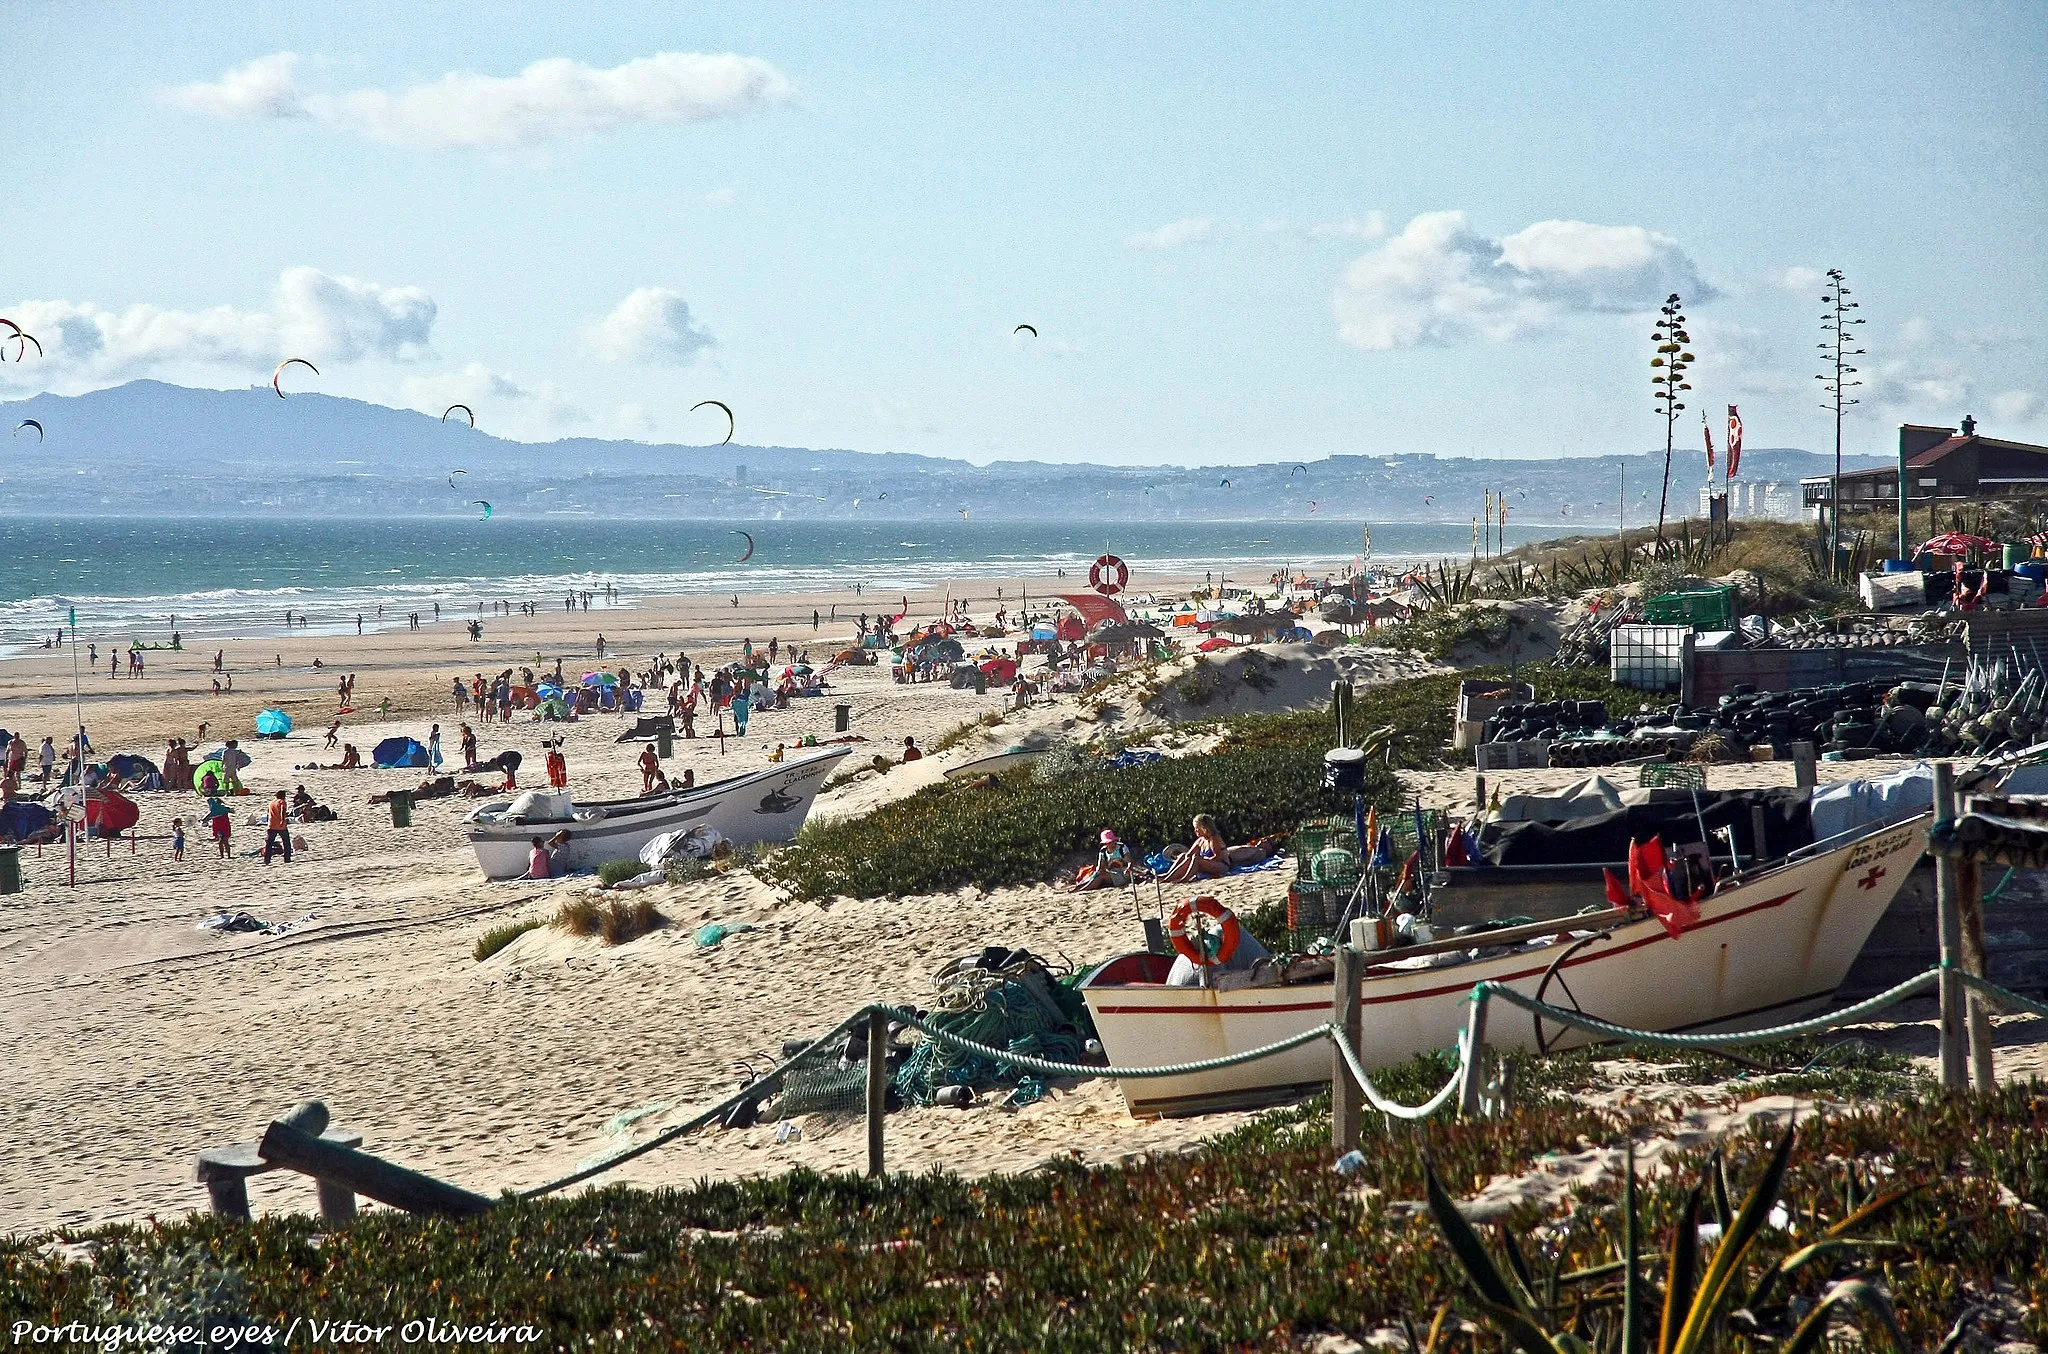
1643, 585, 1736, 631
1610, 623, 1690, 691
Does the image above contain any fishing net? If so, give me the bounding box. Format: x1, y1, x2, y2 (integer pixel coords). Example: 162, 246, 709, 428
775, 1039, 869, 1119
894, 955, 1093, 1107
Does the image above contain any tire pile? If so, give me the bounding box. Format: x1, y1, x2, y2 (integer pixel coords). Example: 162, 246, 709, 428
1479, 677, 2020, 765
1767, 613, 1963, 651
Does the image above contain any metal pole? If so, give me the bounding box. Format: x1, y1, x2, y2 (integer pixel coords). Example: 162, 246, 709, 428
1956, 855, 1996, 1090
1330, 944, 1363, 1152
865, 1008, 888, 1177
1932, 763, 1967, 1094
1457, 984, 1491, 1117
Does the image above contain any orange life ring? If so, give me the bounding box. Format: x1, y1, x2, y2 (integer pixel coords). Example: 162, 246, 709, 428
1167, 895, 1241, 966
1089, 554, 1129, 596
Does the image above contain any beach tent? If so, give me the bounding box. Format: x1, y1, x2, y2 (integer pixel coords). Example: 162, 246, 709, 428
0, 801, 56, 843
978, 656, 1019, 684
537, 697, 569, 720
192, 758, 229, 793
106, 753, 161, 783
373, 736, 430, 769
254, 709, 293, 738
85, 788, 139, 837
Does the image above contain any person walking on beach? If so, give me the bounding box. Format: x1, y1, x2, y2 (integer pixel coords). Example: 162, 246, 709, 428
595, 634, 606, 659
545, 740, 568, 790
427, 724, 443, 770
459, 723, 478, 771
356, 615, 363, 635
206, 795, 233, 859
262, 790, 293, 864
451, 677, 467, 712
325, 720, 341, 751
638, 743, 660, 793
171, 817, 186, 862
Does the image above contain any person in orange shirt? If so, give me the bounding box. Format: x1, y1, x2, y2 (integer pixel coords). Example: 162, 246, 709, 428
546, 740, 568, 790
261, 789, 293, 864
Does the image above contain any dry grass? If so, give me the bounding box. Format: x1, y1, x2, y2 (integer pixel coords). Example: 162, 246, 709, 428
554, 895, 665, 945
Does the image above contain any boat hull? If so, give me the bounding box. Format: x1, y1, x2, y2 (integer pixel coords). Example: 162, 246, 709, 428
464, 748, 849, 879
1080, 815, 1930, 1117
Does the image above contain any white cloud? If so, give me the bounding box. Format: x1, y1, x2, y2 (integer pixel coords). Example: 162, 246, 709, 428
399, 362, 587, 439
169, 51, 793, 150
1123, 218, 1213, 250
585, 288, 716, 365
1308, 212, 1388, 242
0, 268, 434, 382
1859, 355, 1970, 411
1778, 266, 1824, 295
704, 186, 738, 207
1992, 390, 2043, 423
1333, 210, 1714, 351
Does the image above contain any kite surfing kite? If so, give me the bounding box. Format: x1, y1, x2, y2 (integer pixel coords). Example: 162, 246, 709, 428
272, 358, 318, 397
9, 333, 41, 361
693, 399, 735, 445
1422, 495, 1434, 505
958, 508, 970, 520
15, 419, 42, 442
0, 319, 17, 338
732, 530, 755, 563
472, 500, 493, 520
1307, 501, 1319, 514
1219, 478, 1231, 488
1292, 464, 1307, 475
1014, 324, 1037, 339
442, 404, 474, 427
448, 469, 467, 488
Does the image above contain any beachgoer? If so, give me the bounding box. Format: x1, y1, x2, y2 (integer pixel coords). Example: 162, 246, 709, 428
325, 720, 340, 750
545, 741, 568, 790
522, 835, 550, 880
459, 724, 478, 770
262, 790, 293, 864
595, 634, 606, 659
428, 724, 443, 770
340, 743, 362, 770
171, 817, 186, 861
1161, 814, 1230, 884
900, 736, 923, 764
1071, 829, 1134, 892
768, 742, 786, 763
638, 743, 660, 793
452, 678, 467, 712
206, 796, 233, 859
546, 830, 573, 877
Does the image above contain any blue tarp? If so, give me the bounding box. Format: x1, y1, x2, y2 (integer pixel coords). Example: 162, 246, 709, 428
0, 801, 56, 842
373, 736, 430, 769
254, 708, 293, 737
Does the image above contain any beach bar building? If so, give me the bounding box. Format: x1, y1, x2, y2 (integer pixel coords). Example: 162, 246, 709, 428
1804, 415, 2048, 525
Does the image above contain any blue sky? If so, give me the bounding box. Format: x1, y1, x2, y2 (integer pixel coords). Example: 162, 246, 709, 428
5, 2, 2043, 463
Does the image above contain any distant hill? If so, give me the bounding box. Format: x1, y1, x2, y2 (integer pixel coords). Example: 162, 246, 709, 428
0, 381, 1886, 521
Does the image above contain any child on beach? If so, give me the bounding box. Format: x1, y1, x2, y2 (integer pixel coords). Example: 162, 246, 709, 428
545, 741, 568, 790
205, 797, 232, 859
170, 817, 185, 861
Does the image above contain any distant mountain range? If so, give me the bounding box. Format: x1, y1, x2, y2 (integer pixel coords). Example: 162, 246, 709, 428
1, 381, 1887, 522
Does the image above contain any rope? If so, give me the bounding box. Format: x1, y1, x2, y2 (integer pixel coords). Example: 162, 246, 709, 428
1956, 970, 2048, 1021
1477, 969, 1942, 1049
1330, 1026, 1469, 1120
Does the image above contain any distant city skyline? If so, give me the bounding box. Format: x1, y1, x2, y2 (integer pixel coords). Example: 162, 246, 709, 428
4, 2, 2043, 464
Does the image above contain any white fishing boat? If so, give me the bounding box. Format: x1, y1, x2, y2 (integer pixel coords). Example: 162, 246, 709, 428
464, 747, 850, 880
941, 745, 1047, 781
1078, 812, 1931, 1117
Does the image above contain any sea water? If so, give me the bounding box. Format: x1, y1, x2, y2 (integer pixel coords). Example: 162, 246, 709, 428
0, 516, 1559, 651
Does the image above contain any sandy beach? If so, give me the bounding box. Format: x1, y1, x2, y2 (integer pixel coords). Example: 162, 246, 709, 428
0, 571, 2036, 1236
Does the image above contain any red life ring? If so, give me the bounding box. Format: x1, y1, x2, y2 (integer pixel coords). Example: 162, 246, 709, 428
1167, 895, 1241, 966
1089, 554, 1129, 596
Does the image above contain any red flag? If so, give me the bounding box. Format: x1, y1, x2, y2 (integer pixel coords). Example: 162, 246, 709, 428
1726, 405, 1743, 478
1702, 412, 1715, 473
1627, 837, 1699, 938
1604, 867, 1629, 909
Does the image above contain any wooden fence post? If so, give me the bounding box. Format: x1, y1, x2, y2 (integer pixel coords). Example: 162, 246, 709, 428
1458, 985, 1491, 1118
1791, 741, 1818, 791
1956, 855, 1996, 1090
1932, 763, 1968, 1095
866, 1009, 888, 1178
1330, 944, 1362, 1152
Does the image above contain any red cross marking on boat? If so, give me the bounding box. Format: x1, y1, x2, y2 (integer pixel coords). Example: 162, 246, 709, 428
1857, 865, 1886, 890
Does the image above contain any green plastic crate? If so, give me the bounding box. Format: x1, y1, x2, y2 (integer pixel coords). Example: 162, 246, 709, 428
1643, 584, 1735, 631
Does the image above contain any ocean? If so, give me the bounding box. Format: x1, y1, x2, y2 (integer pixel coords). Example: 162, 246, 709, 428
0, 516, 1566, 650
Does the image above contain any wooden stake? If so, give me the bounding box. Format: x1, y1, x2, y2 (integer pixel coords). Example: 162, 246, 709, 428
1932, 763, 1968, 1095
1957, 857, 1996, 1090
866, 1009, 888, 1178
1330, 944, 1362, 1152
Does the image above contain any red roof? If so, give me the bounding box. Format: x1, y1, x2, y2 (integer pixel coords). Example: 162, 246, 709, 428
1906, 436, 1971, 468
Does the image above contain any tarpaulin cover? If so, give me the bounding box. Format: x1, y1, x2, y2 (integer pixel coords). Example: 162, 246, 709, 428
1478, 790, 1812, 867
0, 801, 56, 842
1809, 762, 1934, 843
373, 736, 430, 769
85, 788, 139, 836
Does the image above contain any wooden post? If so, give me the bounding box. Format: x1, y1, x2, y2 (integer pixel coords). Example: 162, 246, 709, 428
866, 1009, 888, 1178
1330, 944, 1363, 1152
1679, 631, 1697, 708
1458, 984, 1491, 1118
257, 1121, 493, 1216
1932, 763, 1968, 1094
315, 1179, 358, 1222
1473, 774, 1487, 817
1750, 804, 1769, 868
1957, 857, 1996, 1090
1791, 741, 1818, 790
204, 1176, 252, 1220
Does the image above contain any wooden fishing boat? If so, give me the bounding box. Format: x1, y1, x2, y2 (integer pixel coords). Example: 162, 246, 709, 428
1078, 812, 1931, 1116
941, 746, 1047, 780
463, 747, 849, 880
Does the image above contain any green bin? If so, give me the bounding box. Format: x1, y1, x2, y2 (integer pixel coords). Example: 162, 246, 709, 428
388, 789, 414, 828
2005, 543, 2028, 569
1642, 584, 1736, 631
656, 728, 673, 759
0, 846, 20, 894
834, 703, 851, 733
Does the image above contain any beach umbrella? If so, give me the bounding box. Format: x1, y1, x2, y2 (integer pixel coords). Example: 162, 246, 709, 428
1197, 636, 1236, 652
85, 788, 139, 837
254, 708, 293, 737
536, 683, 563, 700
582, 672, 618, 687
1918, 532, 1998, 557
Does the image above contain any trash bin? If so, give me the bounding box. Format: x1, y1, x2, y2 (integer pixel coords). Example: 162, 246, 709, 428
389, 789, 414, 828
657, 728, 673, 759
2006, 543, 2029, 569
834, 702, 851, 733
973, 667, 987, 695
0, 846, 20, 895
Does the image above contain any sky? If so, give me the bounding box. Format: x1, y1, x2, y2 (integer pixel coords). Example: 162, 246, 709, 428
4, 2, 2044, 465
